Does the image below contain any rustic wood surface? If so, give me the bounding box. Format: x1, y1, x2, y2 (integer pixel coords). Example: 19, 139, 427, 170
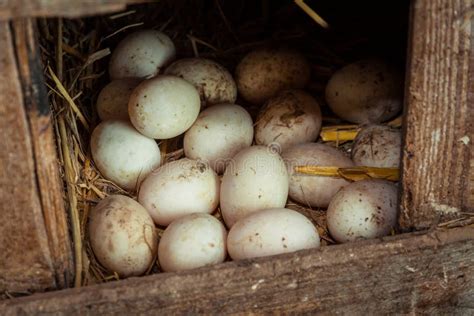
0, 20, 72, 293
400, 0, 474, 230
1, 227, 473, 315
0, 0, 149, 19
13, 19, 73, 290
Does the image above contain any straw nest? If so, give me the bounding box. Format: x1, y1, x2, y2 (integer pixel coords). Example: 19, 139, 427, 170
38, 0, 472, 288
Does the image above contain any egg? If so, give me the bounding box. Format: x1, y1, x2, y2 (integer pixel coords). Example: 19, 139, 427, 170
138, 158, 220, 226
351, 125, 401, 168
325, 59, 403, 124
164, 58, 237, 107
91, 120, 161, 191
327, 179, 398, 243
109, 29, 175, 80
89, 195, 157, 277
158, 213, 227, 272
220, 145, 289, 228
227, 208, 320, 260
128, 75, 200, 139
236, 47, 311, 104
96, 79, 140, 121
183, 104, 254, 173
255, 90, 322, 151
282, 143, 354, 208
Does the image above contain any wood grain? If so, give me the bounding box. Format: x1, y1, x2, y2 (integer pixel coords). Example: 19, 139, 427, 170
1, 227, 473, 314
0, 20, 72, 293
0, 0, 149, 19
400, 0, 474, 230
0, 21, 55, 293
12, 19, 73, 289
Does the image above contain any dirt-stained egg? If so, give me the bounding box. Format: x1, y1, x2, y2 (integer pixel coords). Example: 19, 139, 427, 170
164, 58, 237, 107
325, 59, 403, 124
89, 195, 157, 277
109, 29, 175, 80
327, 179, 398, 243
184, 103, 254, 173
220, 145, 289, 228
138, 158, 220, 226
255, 90, 322, 151
351, 125, 401, 168
96, 79, 141, 121
128, 75, 200, 139
227, 208, 320, 260
158, 213, 227, 272
236, 47, 311, 104
91, 120, 161, 191
282, 143, 354, 208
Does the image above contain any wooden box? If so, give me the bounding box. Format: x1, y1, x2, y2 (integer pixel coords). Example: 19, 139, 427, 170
0, 0, 473, 314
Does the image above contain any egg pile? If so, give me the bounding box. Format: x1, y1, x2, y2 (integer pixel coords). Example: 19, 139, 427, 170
89, 29, 403, 277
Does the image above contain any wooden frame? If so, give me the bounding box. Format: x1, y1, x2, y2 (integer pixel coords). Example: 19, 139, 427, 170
0, 0, 473, 313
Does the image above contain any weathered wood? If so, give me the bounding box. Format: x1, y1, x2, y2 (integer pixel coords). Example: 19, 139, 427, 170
1, 227, 473, 314
0, 0, 149, 19
0, 20, 72, 293
400, 0, 474, 230
13, 19, 73, 289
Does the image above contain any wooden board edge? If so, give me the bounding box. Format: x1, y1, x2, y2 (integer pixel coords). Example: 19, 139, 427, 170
1, 227, 473, 314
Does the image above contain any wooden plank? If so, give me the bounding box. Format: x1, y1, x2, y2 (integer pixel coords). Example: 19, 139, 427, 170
400, 0, 474, 230
0, 20, 72, 293
1, 227, 473, 314
0, 21, 55, 293
12, 19, 73, 289
0, 0, 149, 19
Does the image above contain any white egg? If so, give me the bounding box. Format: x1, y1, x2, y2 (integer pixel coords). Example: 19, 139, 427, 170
327, 179, 398, 243
89, 195, 157, 277
109, 30, 175, 80
255, 90, 322, 151
96, 79, 141, 121
220, 145, 289, 228
351, 125, 401, 168
91, 120, 161, 191
128, 75, 200, 139
325, 59, 403, 124
158, 213, 227, 272
164, 58, 237, 107
183, 104, 254, 173
227, 208, 320, 260
138, 158, 220, 226
282, 143, 354, 208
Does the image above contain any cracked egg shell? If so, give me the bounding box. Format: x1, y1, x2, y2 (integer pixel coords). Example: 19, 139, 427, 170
327, 179, 398, 243
227, 208, 320, 260
89, 195, 157, 277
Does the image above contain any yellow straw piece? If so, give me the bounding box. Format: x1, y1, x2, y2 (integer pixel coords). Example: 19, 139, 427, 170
295, 166, 400, 181
320, 129, 359, 142
294, 0, 330, 29
320, 115, 403, 142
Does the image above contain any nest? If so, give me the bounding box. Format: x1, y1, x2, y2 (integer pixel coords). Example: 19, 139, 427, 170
39, 0, 471, 288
